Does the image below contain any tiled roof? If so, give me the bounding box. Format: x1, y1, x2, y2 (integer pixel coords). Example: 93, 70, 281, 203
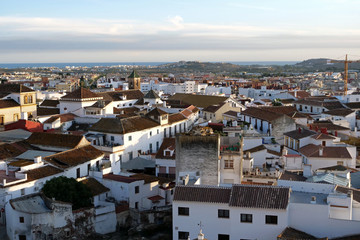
0, 99, 20, 109
284, 128, 317, 140
0, 142, 28, 160
25, 165, 63, 181
300, 144, 352, 159
146, 108, 168, 117
259, 106, 298, 115
277, 227, 317, 240
229, 185, 290, 209
174, 185, 232, 204
309, 120, 350, 131
169, 93, 228, 108
323, 108, 354, 116
288, 90, 311, 99
336, 186, 360, 203
27, 132, 88, 148
61, 88, 102, 100
318, 165, 357, 172
43, 113, 77, 124
203, 102, 225, 113
148, 195, 164, 202
44, 145, 103, 169
0, 84, 34, 93
311, 133, 336, 140
40, 100, 59, 108
223, 110, 238, 117
144, 89, 160, 99
98, 89, 144, 101
89, 116, 159, 134
81, 178, 110, 196
168, 113, 187, 124
113, 107, 140, 115
174, 185, 290, 209
279, 171, 307, 182
294, 99, 345, 110
37, 107, 60, 116
155, 138, 175, 159
244, 145, 267, 153
103, 173, 141, 183
345, 102, 360, 109
267, 149, 282, 156
242, 107, 294, 122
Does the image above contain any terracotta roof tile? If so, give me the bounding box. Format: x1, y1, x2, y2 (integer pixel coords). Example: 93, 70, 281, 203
300, 144, 352, 159
40, 100, 59, 108
277, 227, 317, 239
61, 88, 101, 100
25, 165, 63, 181
169, 93, 228, 108
98, 89, 143, 101
323, 108, 354, 116
44, 145, 103, 169
43, 113, 77, 124
89, 116, 159, 134
284, 128, 317, 140
168, 113, 187, 124
174, 185, 232, 204
0, 84, 34, 93
203, 102, 226, 113
27, 132, 88, 149
0, 99, 20, 109
229, 185, 290, 209
81, 178, 110, 196
37, 107, 60, 116
279, 171, 307, 182
155, 138, 175, 159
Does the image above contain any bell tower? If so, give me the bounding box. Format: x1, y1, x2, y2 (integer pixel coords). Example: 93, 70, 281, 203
128, 70, 141, 90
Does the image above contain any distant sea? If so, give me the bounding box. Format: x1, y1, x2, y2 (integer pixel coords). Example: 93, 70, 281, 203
0, 61, 299, 69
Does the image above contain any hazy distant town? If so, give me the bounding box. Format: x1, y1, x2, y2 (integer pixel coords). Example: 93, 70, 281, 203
0, 58, 360, 240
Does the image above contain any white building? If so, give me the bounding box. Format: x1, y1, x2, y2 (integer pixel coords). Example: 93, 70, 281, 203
173, 185, 290, 240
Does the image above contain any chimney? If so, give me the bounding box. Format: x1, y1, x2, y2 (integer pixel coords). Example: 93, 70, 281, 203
294, 90, 297, 98
5, 163, 9, 176
198, 229, 205, 240
246, 151, 251, 159
311, 196, 316, 204
34, 156, 42, 164
319, 147, 323, 156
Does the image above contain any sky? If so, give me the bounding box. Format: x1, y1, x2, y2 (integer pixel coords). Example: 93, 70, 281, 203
1, 0, 360, 63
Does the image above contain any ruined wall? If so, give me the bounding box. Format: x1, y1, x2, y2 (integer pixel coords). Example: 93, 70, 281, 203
176, 134, 220, 185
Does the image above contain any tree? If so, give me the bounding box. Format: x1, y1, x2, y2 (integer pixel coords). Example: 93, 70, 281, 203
42, 176, 92, 210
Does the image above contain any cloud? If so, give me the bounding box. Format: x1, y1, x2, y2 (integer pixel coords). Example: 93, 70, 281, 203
1, 16, 360, 62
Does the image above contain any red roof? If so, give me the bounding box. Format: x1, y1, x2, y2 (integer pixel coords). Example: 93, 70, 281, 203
103, 173, 141, 183
148, 195, 164, 202
5, 120, 43, 132
284, 154, 301, 158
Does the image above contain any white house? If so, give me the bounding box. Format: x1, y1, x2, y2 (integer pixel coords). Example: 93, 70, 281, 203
173, 185, 290, 240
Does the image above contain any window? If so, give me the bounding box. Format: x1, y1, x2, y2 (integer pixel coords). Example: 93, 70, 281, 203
76, 168, 80, 178
110, 136, 115, 141
135, 202, 138, 209
240, 213, 252, 223
128, 135, 132, 141
224, 159, 234, 169
19, 216, 24, 223
337, 161, 344, 165
178, 231, 189, 240
129, 152, 133, 160
265, 215, 278, 225
0, 115, 3, 126
156, 141, 159, 151
13, 114, 19, 122
149, 131, 152, 137
19, 235, 26, 240
218, 209, 230, 218
135, 186, 139, 194
21, 188, 25, 196
218, 234, 230, 240
149, 143, 153, 153
178, 207, 189, 216
87, 164, 90, 175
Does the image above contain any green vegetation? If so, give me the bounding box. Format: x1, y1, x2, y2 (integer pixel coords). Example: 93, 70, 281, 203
42, 176, 92, 210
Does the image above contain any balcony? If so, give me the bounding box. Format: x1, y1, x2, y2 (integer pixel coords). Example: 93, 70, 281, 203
93, 142, 125, 153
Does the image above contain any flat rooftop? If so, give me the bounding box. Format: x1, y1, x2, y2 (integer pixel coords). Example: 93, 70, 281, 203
290, 191, 328, 205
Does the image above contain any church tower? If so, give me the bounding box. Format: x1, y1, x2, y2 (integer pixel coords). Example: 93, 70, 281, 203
128, 70, 141, 90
